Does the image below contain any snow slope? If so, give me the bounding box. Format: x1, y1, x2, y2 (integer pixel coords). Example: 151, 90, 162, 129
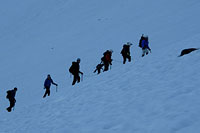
0, 0, 200, 132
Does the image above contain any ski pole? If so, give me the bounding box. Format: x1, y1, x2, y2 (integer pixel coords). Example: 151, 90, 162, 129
56, 86, 58, 92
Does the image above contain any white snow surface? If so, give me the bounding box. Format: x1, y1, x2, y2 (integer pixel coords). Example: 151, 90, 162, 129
0, 0, 200, 132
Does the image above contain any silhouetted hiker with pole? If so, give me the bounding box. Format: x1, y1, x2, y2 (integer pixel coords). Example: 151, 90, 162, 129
43, 74, 58, 98
69, 58, 83, 85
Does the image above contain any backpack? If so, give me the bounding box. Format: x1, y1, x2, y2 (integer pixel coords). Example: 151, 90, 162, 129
104, 51, 112, 62
124, 45, 130, 52
69, 62, 77, 74
139, 35, 145, 48
6, 90, 12, 99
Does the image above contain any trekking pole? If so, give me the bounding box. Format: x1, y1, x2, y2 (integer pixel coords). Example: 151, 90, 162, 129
13, 100, 16, 111
81, 74, 83, 81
